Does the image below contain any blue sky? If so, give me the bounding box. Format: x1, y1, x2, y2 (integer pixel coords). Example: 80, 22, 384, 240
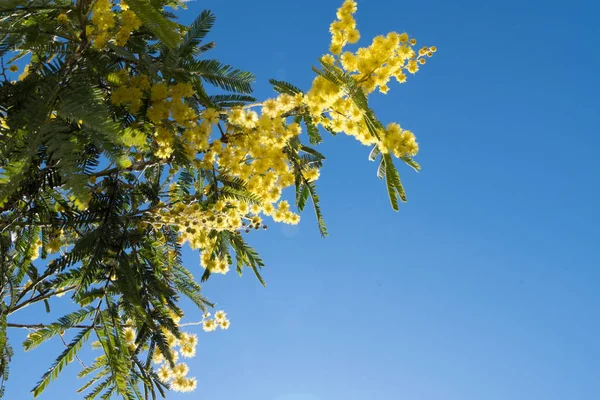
5, 0, 600, 399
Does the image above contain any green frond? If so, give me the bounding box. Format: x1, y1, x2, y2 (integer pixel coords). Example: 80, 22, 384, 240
400, 156, 421, 172
230, 233, 266, 285
381, 153, 407, 211
208, 94, 256, 108
269, 79, 303, 95
308, 180, 327, 236
300, 145, 326, 161
32, 327, 92, 398
185, 59, 254, 93
54, 82, 120, 143
78, 356, 107, 379
83, 377, 111, 400
369, 145, 380, 161
77, 368, 108, 394
125, 0, 181, 48
218, 185, 262, 205
303, 113, 323, 144
179, 10, 215, 57
172, 264, 214, 310
195, 41, 216, 55
23, 306, 96, 351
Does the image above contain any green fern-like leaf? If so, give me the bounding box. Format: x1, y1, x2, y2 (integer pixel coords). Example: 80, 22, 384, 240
32, 327, 92, 398
305, 179, 327, 237
125, 0, 181, 48
23, 306, 96, 351
382, 153, 407, 211
269, 79, 303, 95
369, 145, 380, 161
179, 10, 215, 56
303, 113, 323, 145
186, 59, 254, 93
400, 156, 421, 172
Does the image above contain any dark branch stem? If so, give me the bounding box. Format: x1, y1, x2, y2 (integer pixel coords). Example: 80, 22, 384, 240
0, 5, 73, 13
93, 160, 159, 178
9, 285, 76, 315
7, 323, 91, 329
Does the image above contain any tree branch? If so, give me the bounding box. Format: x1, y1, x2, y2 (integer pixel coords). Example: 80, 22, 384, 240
93, 159, 160, 178
7, 323, 91, 329
9, 285, 76, 315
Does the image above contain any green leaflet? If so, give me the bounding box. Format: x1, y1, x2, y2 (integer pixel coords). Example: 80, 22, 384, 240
230, 233, 266, 286
305, 179, 328, 237
369, 145, 381, 161
125, 0, 181, 48
269, 79, 303, 95
23, 306, 96, 351
186, 59, 255, 93
303, 113, 323, 145
400, 156, 421, 172
179, 10, 216, 57
32, 327, 92, 398
208, 94, 256, 108
381, 153, 407, 211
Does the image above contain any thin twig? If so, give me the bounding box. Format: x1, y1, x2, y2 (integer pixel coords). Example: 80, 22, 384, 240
178, 321, 204, 327
60, 333, 87, 368
9, 285, 76, 315
93, 159, 158, 178
7, 322, 92, 329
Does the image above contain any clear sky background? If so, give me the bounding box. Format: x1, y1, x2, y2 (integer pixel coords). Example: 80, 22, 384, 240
5, 0, 600, 399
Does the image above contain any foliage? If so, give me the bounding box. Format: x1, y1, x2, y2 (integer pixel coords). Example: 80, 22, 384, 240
0, 0, 434, 398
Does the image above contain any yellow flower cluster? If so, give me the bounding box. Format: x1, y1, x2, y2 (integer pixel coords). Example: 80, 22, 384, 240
152, 327, 199, 392
160, 193, 298, 274
57, 13, 69, 25
46, 237, 62, 253
123, 326, 137, 352
110, 70, 207, 159
115, 2, 141, 46
202, 310, 230, 331
303, 0, 434, 157
381, 123, 418, 157
18, 65, 29, 81
147, 82, 201, 159
329, 0, 360, 54
88, 0, 116, 49
152, 97, 308, 275
27, 238, 42, 261
148, 311, 227, 393
88, 0, 141, 48
110, 70, 150, 114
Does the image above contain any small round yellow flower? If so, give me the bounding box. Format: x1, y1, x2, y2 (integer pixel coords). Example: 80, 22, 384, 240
180, 343, 196, 358
214, 310, 227, 322
218, 319, 230, 330
152, 350, 165, 364
321, 54, 335, 64
202, 318, 217, 332
347, 29, 360, 44
172, 363, 189, 377
157, 365, 172, 382
330, 43, 343, 55
123, 327, 136, 344
57, 13, 69, 25
9, 65, 18, 72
